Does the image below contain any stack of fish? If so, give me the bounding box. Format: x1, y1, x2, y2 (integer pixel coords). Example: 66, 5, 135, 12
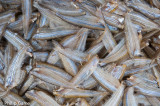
0, 0, 159, 105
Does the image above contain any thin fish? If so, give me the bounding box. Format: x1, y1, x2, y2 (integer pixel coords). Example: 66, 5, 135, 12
36, 62, 72, 80
32, 29, 78, 40
125, 13, 141, 57
53, 88, 108, 98
26, 90, 60, 106
92, 67, 120, 92
102, 26, 117, 52
22, 0, 32, 39
0, 10, 15, 26
103, 82, 125, 106
56, 13, 105, 30
53, 41, 88, 63
123, 87, 138, 106
31, 68, 75, 89
128, 76, 160, 97
153, 66, 160, 87
4, 29, 32, 52
19, 75, 34, 95
40, 0, 86, 16
58, 53, 78, 76
127, 1, 160, 19
5, 47, 27, 89
70, 55, 99, 85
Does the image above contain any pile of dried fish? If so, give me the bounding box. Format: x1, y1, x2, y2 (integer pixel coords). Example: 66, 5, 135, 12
0, 0, 159, 105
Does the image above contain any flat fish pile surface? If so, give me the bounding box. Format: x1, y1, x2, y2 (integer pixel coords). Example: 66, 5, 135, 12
0, 0, 159, 105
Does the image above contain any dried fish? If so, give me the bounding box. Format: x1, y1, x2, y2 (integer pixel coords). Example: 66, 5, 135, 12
26, 90, 60, 106
92, 67, 120, 92
102, 26, 117, 52
124, 64, 157, 76
110, 65, 126, 80
40, 0, 86, 16
5, 47, 28, 89
2, 92, 26, 105
153, 66, 160, 87
32, 29, 78, 40
22, 0, 32, 39
100, 43, 128, 65
0, 10, 15, 26
56, 13, 105, 30
36, 62, 72, 80
0, 0, 21, 4
31, 67, 75, 89
4, 29, 33, 52
19, 75, 34, 95
152, 0, 160, 9
103, 82, 125, 106
53, 88, 108, 98
76, 98, 90, 106
123, 87, 138, 106
128, 76, 160, 97
0, 0, 159, 105
33, 52, 49, 62
70, 55, 99, 86
125, 13, 141, 57
102, 11, 124, 29
127, 1, 160, 19
146, 96, 160, 106
79, 76, 97, 89
129, 12, 160, 30
39, 15, 48, 27
53, 41, 88, 63
30, 100, 40, 106
59, 53, 78, 76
